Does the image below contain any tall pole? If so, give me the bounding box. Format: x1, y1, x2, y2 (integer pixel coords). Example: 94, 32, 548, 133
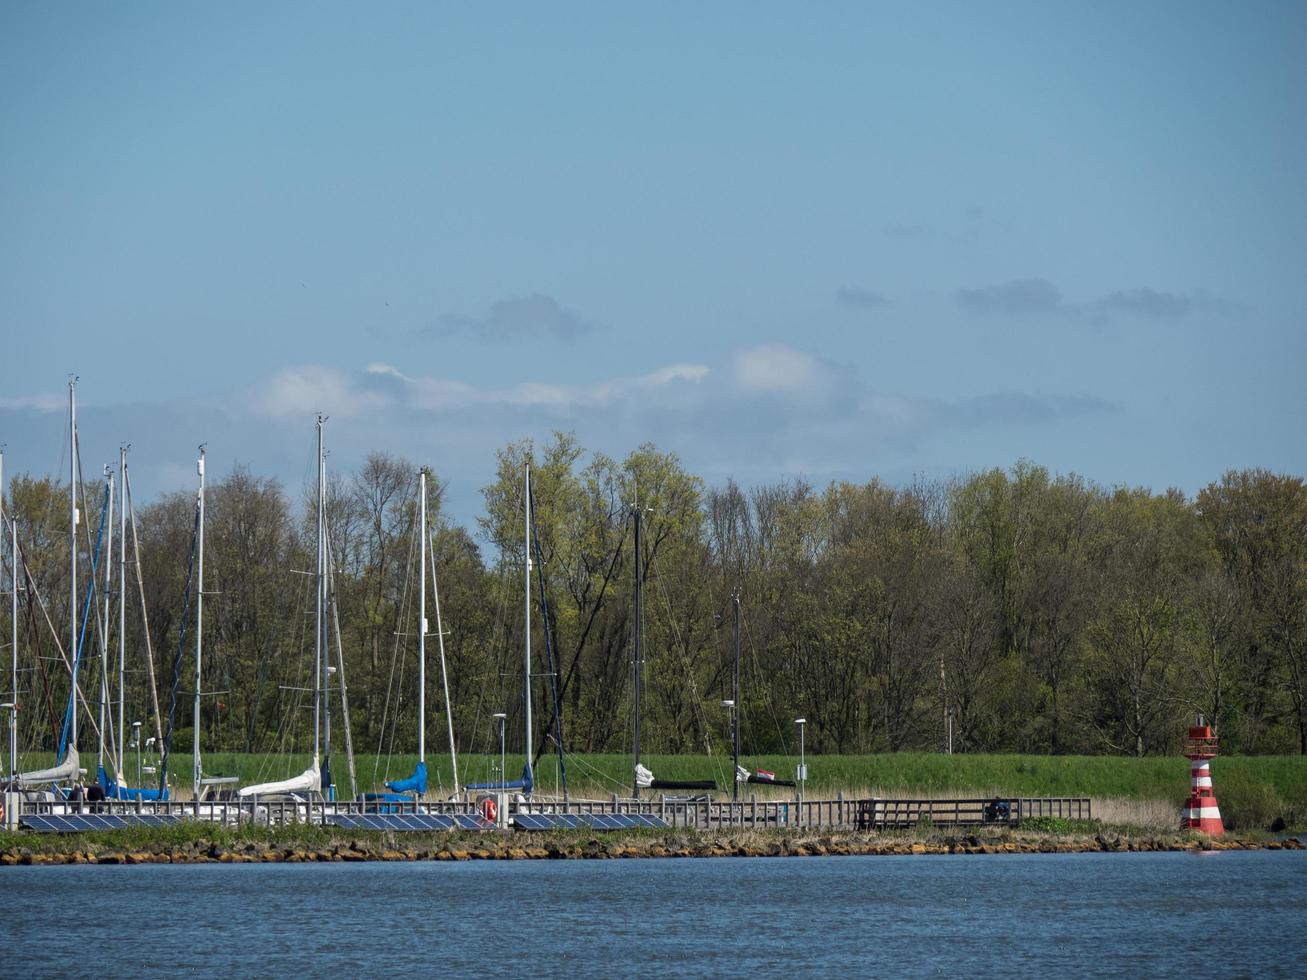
96, 473, 113, 778
192, 447, 205, 799
523, 465, 532, 781
796, 718, 806, 810
117, 447, 127, 783
732, 590, 740, 802
68, 378, 78, 753
313, 416, 324, 766
418, 468, 427, 764
10, 515, 18, 783
632, 506, 642, 800
98, 467, 113, 774
494, 713, 506, 792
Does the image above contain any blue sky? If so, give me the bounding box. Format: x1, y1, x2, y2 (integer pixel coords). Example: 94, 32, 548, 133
3, 2, 1304, 524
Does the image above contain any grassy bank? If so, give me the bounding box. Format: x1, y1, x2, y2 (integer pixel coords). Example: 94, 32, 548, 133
19, 750, 1306, 830
2, 820, 1302, 866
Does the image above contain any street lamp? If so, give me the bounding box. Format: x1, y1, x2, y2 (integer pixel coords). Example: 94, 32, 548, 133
492, 713, 507, 792
131, 721, 142, 788
794, 718, 807, 810
722, 699, 737, 801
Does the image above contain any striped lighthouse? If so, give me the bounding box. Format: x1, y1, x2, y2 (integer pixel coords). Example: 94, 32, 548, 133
1181, 719, 1223, 836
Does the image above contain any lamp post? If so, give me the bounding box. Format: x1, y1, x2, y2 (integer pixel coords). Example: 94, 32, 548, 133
131, 721, 142, 788
795, 718, 806, 810
722, 699, 737, 801
493, 713, 507, 792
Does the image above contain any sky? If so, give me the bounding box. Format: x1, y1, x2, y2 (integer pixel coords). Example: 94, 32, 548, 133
2, 2, 1304, 525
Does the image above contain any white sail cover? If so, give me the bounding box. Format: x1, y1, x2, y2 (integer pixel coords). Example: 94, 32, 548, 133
15, 746, 82, 786
635, 763, 655, 789
735, 765, 750, 783
238, 759, 320, 798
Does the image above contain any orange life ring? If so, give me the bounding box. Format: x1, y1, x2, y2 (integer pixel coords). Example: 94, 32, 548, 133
480, 797, 497, 823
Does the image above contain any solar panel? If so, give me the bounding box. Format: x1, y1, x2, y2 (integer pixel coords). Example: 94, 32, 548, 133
20, 813, 184, 833
511, 812, 669, 832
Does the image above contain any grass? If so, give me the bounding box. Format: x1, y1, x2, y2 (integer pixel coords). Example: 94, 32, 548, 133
16, 749, 1307, 829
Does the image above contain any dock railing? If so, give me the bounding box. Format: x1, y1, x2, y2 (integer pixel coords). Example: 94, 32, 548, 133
14, 793, 1091, 832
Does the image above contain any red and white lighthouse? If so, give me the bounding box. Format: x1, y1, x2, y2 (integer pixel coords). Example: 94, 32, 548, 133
1181, 719, 1223, 836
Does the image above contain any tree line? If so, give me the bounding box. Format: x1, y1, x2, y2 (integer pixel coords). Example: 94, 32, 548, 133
3, 434, 1305, 771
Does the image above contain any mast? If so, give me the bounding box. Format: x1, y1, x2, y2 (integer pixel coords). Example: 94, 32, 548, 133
9, 514, 17, 784
732, 590, 740, 802
68, 378, 78, 753
418, 468, 427, 765
314, 416, 324, 770
117, 446, 127, 782
523, 464, 532, 782
632, 505, 642, 800
192, 446, 205, 799
98, 467, 113, 773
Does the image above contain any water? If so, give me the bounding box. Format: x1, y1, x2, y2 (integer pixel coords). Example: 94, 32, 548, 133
3, 851, 1304, 976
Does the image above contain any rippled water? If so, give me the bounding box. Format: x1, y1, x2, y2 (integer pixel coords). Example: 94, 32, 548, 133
3, 851, 1304, 976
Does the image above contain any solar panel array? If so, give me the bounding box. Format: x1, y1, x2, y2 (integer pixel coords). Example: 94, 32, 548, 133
22, 813, 183, 833
326, 813, 495, 832
512, 813, 670, 832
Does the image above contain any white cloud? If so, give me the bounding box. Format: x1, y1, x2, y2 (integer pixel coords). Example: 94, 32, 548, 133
731, 344, 824, 394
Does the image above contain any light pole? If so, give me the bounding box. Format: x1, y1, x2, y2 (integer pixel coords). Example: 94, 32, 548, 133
131, 721, 142, 788
795, 718, 806, 810
493, 713, 507, 792
722, 699, 737, 801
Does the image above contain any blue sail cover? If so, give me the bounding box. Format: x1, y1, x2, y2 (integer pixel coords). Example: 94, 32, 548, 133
98, 765, 169, 801
385, 760, 427, 796
465, 763, 533, 794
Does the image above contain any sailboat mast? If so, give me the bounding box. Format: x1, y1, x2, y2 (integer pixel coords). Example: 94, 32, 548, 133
69, 378, 78, 752
10, 514, 17, 783
523, 464, 532, 778
98, 467, 113, 773
192, 447, 205, 799
732, 591, 740, 802
632, 506, 642, 800
418, 468, 427, 764
117, 446, 127, 782
313, 416, 324, 765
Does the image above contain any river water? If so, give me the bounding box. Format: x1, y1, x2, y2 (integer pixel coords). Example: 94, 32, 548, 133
3, 851, 1304, 976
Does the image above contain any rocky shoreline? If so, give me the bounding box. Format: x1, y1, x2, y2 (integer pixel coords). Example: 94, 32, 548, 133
2, 830, 1303, 866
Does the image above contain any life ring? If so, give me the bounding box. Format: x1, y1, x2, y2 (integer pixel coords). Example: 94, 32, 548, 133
480, 797, 497, 823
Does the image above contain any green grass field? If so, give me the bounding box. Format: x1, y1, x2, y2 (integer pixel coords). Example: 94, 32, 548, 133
28, 747, 1296, 830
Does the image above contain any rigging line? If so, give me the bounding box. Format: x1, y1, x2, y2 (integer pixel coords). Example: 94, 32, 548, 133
649, 557, 716, 757
57, 478, 110, 763
325, 528, 358, 801
123, 466, 163, 745
370, 490, 418, 786
740, 604, 790, 757
157, 503, 201, 797
17, 537, 69, 747
527, 481, 567, 799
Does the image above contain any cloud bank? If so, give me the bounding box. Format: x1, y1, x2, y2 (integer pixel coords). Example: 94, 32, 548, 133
956, 278, 1245, 323
420, 293, 598, 342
